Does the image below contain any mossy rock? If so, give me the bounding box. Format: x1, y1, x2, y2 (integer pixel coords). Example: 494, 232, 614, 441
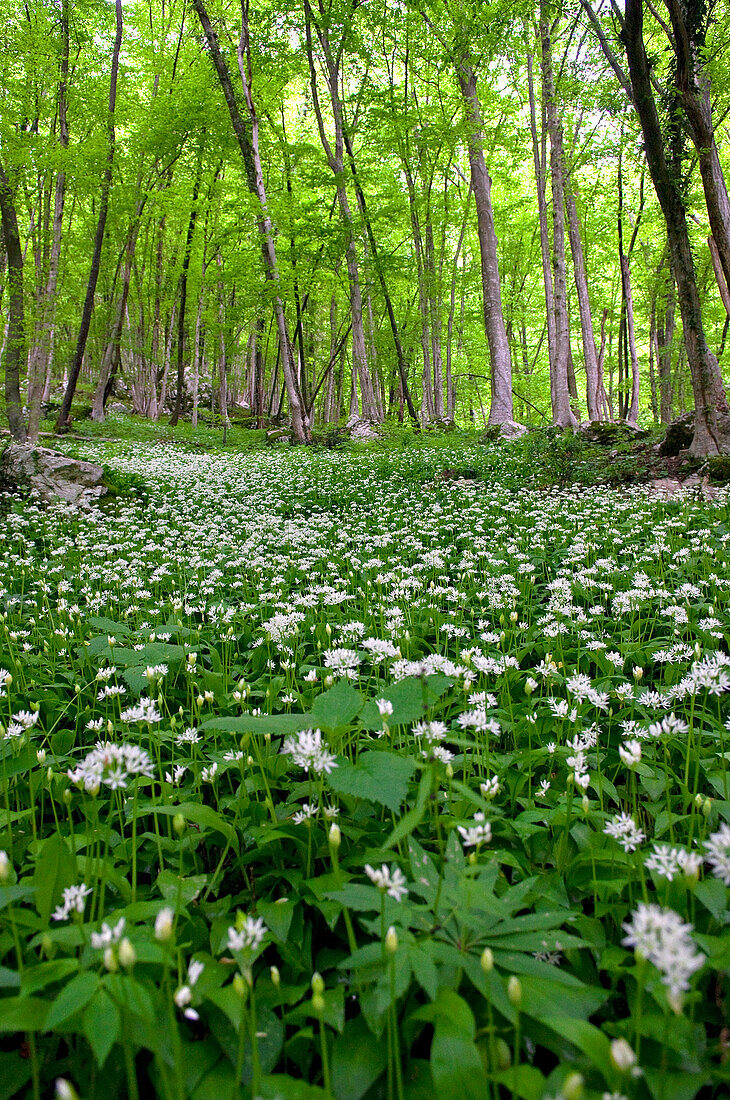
708, 454, 730, 484
579, 420, 649, 446
659, 412, 694, 456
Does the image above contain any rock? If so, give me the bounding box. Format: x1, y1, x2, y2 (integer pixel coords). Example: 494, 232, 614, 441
346, 416, 380, 441
266, 428, 293, 446
106, 402, 129, 415
579, 420, 649, 445
659, 412, 694, 456
480, 420, 527, 443
424, 417, 456, 433
708, 454, 730, 484
647, 473, 718, 501
0, 445, 108, 506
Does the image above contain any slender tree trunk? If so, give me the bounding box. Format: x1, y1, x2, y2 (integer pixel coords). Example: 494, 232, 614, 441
540, 10, 577, 428
527, 47, 557, 385
169, 153, 203, 427
665, 0, 730, 305
0, 160, 27, 442
622, 0, 730, 454
27, 0, 69, 441
621, 255, 640, 424
565, 171, 601, 419
192, 0, 309, 442
304, 0, 379, 422
456, 53, 513, 424
56, 0, 122, 432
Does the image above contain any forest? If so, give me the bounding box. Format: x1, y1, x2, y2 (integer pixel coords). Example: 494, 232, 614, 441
1, 0, 730, 451
1, 2, 730, 1099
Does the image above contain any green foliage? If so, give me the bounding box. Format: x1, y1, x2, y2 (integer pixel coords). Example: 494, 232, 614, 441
0, 427, 728, 1097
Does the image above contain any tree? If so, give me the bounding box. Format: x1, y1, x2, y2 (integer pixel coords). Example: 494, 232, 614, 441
192, 0, 310, 443
56, 0, 123, 432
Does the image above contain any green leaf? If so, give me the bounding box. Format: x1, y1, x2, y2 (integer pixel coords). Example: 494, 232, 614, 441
83, 987, 120, 1067
156, 870, 208, 907
202, 714, 311, 735
332, 1016, 387, 1100
540, 1016, 612, 1078
327, 751, 415, 811
0, 996, 49, 1033
148, 802, 238, 851
34, 834, 76, 925
488, 1066, 545, 1100
310, 680, 363, 731
257, 897, 295, 943
359, 674, 452, 730
21, 959, 78, 996
428, 990, 488, 1100
384, 767, 432, 849
45, 971, 99, 1030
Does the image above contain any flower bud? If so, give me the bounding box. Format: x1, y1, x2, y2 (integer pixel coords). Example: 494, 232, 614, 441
0, 850, 11, 884
36, 749, 46, 765
55, 1080, 79, 1100
507, 975, 522, 1006
311, 972, 325, 995
270, 965, 281, 987
103, 947, 118, 972
562, 1072, 584, 1100
610, 1037, 637, 1073
581, 795, 590, 813
385, 926, 398, 954
233, 973, 247, 999
63, 788, 72, 806
173, 813, 186, 835
328, 823, 341, 850
155, 907, 174, 942
118, 938, 136, 969
311, 992, 326, 1016
480, 947, 494, 973
494, 1037, 511, 1070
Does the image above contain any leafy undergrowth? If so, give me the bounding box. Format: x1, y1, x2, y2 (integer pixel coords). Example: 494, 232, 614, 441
0, 437, 729, 1100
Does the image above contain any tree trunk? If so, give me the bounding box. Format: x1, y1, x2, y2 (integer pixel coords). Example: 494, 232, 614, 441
27, 0, 69, 442
540, 10, 577, 428
622, 0, 730, 454
0, 160, 27, 443
456, 53, 513, 424
665, 0, 730, 306
56, 0, 122, 432
303, 0, 378, 422
169, 154, 203, 427
192, 0, 309, 442
565, 171, 601, 419
527, 47, 557, 387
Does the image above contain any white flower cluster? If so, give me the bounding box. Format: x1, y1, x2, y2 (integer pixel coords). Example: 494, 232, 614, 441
227, 914, 267, 952
67, 741, 154, 791
704, 822, 730, 885
603, 812, 646, 853
365, 863, 409, 901
622, 902, 705, 1011
51, 883, 92, 921
457, 811, 492, 848
281, 728, 337, 774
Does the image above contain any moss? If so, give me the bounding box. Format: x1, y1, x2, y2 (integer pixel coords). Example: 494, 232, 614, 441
708, 454, 730, 484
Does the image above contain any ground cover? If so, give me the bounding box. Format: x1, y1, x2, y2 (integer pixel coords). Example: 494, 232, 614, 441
0, 435, 729, 1099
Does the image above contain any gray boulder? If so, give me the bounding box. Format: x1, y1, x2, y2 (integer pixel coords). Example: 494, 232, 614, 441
346, 415, 380, 441
0, 445, 108, 506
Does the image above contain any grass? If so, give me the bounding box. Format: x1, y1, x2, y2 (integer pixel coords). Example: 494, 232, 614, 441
0, 422, 728, 1099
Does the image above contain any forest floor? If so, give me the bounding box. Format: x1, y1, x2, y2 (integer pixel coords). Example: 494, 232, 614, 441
0, 418, 728, 1098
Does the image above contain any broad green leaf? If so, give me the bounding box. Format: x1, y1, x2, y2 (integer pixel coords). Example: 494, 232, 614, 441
359, 675, 452, 730
385, 766, 432, 849
45, 971, 99, 1030
83, 986, 120, 1067
327, 751, 415, 811
149, 802, 238, 851
0, 996, 49, 1033
332, 1016, 387, 1100
428, 990, 488, 1100
310, 680, 362, 731
34, 834, 76, 925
